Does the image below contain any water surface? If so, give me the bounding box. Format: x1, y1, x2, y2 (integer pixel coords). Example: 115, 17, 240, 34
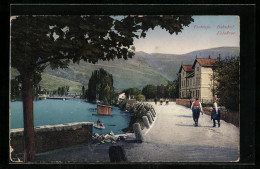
10, 99, 131, 134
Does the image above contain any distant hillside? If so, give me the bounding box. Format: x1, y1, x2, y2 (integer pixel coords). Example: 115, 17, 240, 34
11, 46, 240, 93
181, 47, 240, 59
44, 54, 170, 92
136, 52, 193, 80
39, 73, 83, 94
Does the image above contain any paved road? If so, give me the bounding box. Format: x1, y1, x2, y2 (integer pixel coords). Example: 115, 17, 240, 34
124, 102, 239, 162
35, 102, 239, 163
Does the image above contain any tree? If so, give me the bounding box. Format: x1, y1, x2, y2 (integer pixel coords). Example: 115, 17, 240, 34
87, 68, 115, 105
123, 88, 142, 99
136, 94, 146, 101
165, 80, 179, 99
214, 56, 239, 111
11, 15, 193, 162
11, 79, 21, 100
157, 85, 166, 98
142, 84, 157, 99
81, 86, 86, 97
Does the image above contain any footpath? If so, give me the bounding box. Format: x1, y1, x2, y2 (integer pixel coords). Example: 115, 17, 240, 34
35, 102, 239, 163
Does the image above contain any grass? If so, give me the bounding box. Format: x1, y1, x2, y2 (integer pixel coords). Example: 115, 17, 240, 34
40, 73, 83, 94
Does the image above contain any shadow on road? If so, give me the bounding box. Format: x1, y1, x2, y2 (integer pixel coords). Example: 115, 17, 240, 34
176, 115, 192, 118
175, 124, 194, 127
176, 124, 218, 129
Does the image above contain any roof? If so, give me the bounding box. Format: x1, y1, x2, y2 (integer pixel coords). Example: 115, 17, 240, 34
178, 65, 194, 73
192, 59, 218, 68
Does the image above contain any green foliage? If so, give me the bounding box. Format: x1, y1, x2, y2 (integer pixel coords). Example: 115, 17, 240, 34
11, 79, 21, 100
165, 80, 179, 98
136, 94, 146, 101
141, 80, 179, 100
157, 85, 166, 98
56, 86, 69, 96
142, 85, 157, 99
123, 88, 142, 99
214, 56, 239, 111
87, 68, 115, 105
39, 73, 82, 94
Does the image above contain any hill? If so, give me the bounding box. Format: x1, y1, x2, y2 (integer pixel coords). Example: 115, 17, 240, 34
11, 46, 240, 93
181, 46, 240, 59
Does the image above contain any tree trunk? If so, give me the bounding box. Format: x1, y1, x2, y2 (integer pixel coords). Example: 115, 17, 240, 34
22, 75, 35, 162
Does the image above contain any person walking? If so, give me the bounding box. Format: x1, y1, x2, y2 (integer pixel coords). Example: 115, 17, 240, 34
211, 98, 221, 127
191, 97, 203, 126
165, 98, 169, 105
160, 98, 163, 105
154, 97, 158, 105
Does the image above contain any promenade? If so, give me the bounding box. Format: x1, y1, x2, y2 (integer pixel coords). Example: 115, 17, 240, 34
35, 102, 239, 163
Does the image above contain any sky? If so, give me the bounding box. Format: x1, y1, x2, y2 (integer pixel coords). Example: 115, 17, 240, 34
133, 16, 240, 54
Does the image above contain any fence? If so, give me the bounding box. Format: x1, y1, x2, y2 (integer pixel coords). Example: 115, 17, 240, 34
203, 107, 239, 127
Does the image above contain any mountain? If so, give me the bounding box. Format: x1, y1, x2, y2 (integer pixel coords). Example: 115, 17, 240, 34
44, 54, 170, 92
11, 47, 240, 93
181, 47, 240, 59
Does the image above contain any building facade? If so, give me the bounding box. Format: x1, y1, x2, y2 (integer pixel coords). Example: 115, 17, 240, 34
178, 59, 218, 103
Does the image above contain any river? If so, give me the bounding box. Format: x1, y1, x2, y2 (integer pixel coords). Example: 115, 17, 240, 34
10, 99, 131, 134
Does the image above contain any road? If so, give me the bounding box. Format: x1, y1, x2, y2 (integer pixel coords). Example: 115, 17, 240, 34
124, 102, 239, 162
35, 102, 239, 163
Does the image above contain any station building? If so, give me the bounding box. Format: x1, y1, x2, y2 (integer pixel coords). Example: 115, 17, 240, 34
178, 58, 219, 103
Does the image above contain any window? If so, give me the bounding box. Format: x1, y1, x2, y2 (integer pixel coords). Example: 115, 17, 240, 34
197, 67, 199, 71
187, 80, 189, 86
193, 91, 194, 97
196, 77, 200, 85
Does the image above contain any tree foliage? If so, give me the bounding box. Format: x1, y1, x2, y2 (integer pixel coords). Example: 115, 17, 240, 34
11, 79, 21, 100
142, 80, 179, 100
87, 68, 115, 105
165, 80, 179, 98
142, 85, 157, 99
123, 88, 142, 99
214, 56, 239, 111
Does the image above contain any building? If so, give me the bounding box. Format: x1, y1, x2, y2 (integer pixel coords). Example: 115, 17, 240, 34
178, 58, 218, 103
118, 92, 126, 101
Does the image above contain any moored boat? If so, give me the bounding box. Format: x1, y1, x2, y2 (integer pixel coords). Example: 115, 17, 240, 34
94, 124, 105, 129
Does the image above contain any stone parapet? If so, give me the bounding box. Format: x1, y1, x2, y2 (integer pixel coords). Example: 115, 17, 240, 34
10, 122, 93, 155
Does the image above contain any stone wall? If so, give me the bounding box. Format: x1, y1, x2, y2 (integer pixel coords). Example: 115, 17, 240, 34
203, 108, 239, 127
10, 122, 93, 154
176, 99, 192, 107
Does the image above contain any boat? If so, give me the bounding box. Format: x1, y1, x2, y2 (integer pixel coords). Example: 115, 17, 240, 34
93, 124, 105, 129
